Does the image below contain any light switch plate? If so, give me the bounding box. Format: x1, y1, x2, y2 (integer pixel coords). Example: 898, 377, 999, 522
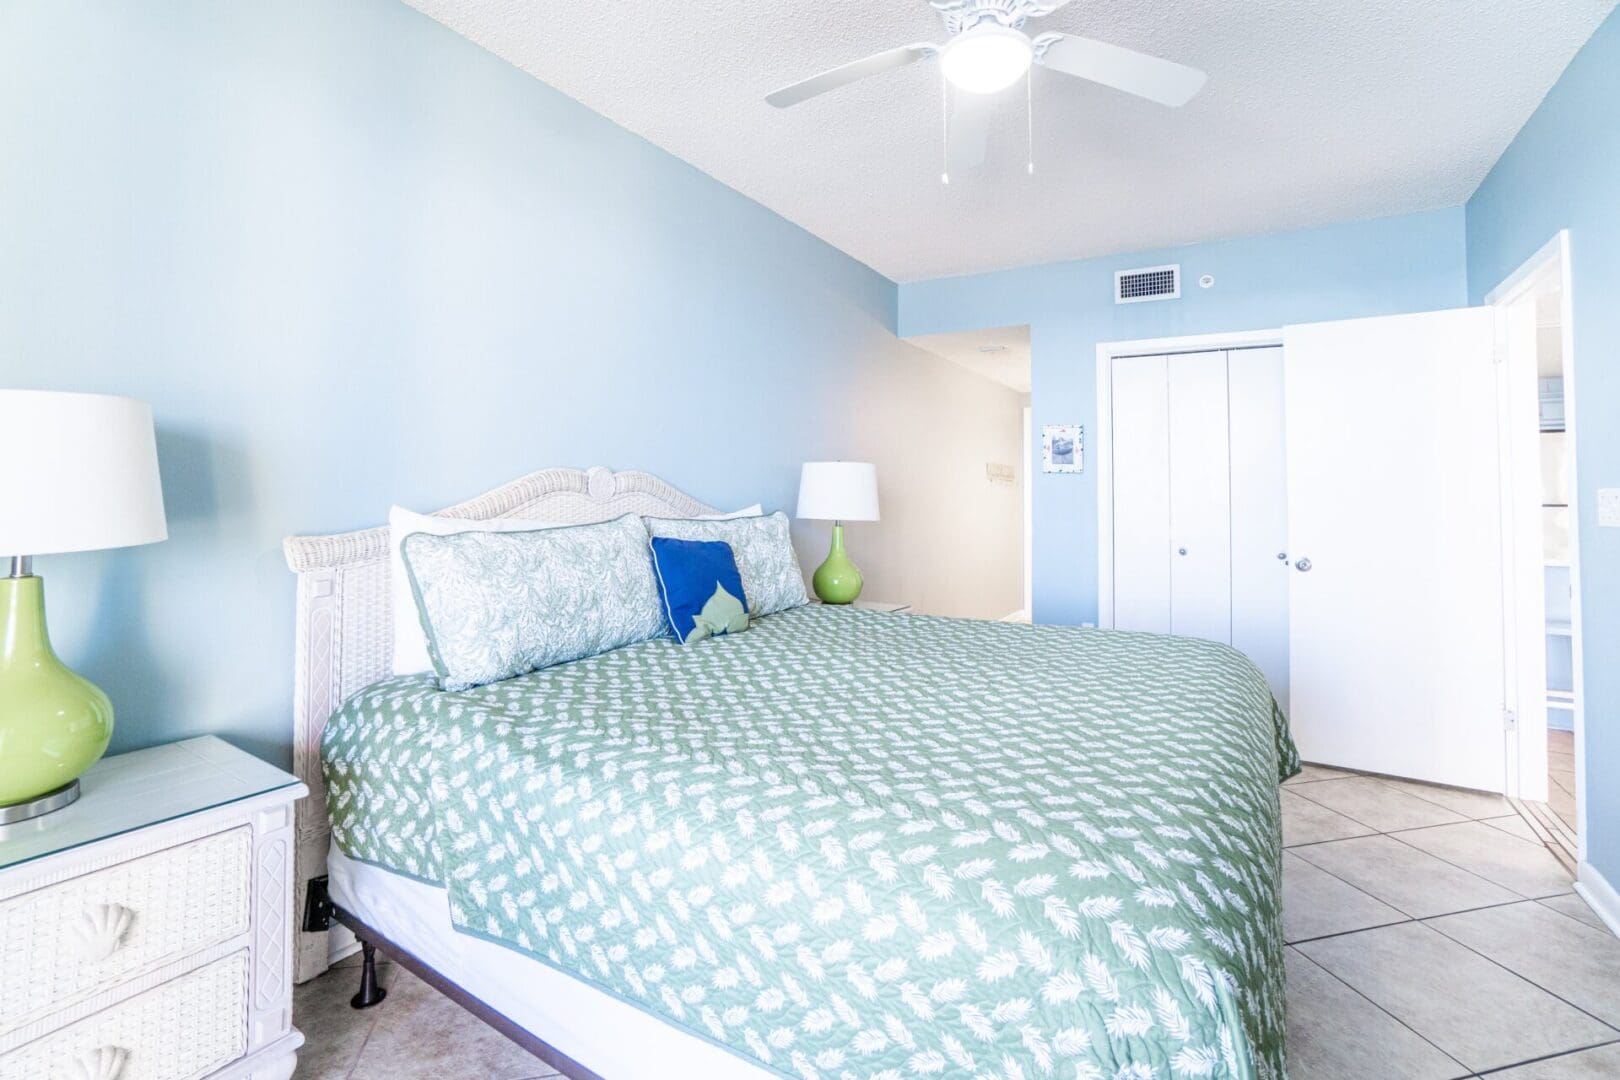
1599, 488, 1620, 527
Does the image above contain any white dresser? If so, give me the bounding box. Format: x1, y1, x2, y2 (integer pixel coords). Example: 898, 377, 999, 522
0, 738, 307, 1080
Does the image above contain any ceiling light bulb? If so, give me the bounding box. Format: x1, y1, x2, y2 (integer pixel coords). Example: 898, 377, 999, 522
941, 25, 1033, 95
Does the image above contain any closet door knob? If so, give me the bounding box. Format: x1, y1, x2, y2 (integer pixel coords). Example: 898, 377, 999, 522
1178, 547, 1188, 556
1294, 558, 1313, 572
1277, 552, 1288, 561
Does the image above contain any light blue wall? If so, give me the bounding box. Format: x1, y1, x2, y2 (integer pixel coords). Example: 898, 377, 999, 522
1466, 9, 1620, 883
899, 208, 1469, 625
0, 0, 914, 766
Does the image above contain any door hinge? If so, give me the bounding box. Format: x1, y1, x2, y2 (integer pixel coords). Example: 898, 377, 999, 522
1503, 708, 1518, 731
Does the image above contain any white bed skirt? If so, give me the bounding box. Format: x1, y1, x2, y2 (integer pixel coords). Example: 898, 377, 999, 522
328, 849, 774, 1079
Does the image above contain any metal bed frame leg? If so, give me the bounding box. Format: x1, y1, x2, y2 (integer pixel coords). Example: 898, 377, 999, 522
350, 941, 388, 1010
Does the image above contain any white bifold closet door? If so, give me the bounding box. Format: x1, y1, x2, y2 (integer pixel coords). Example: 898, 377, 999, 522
1284, 309, 1505, 791
1166, 353, 1232, 643
1112, 349, 1287, 644
1112, 348, 1290, 705
1111, 354, 1173, 635
1228, 348, 1291, 713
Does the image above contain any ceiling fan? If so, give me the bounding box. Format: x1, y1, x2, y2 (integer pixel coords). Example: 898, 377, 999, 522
766, 0, 1207, 176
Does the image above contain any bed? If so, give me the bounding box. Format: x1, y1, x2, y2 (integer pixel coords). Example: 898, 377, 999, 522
284, 466, 1299, 1080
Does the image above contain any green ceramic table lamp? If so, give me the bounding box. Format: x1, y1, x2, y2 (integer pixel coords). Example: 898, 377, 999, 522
796, 461, 880, 604
0, 390, 167, 824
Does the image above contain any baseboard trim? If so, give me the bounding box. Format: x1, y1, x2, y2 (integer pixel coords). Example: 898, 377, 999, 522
327, 923, 360, 967
1575, 861, 1620, 938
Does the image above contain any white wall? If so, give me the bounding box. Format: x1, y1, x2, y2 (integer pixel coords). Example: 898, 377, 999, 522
795, 345, 1026, 620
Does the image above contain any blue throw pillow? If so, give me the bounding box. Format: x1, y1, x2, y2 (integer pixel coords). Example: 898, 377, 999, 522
649, 537, 750, 644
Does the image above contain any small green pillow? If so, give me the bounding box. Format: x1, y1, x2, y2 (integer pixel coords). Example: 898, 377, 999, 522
688, 582, 750, 642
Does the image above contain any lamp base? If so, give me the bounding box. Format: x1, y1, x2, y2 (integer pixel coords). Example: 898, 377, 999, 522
811, 523, 865, 605
0, 779, 81, 825
0, 574, 115, 808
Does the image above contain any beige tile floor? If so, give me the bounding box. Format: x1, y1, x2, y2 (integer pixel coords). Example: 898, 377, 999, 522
294, 766, 1619, 1079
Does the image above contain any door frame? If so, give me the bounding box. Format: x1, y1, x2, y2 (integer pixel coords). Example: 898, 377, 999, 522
1485, 230, 1584, 828
1022, 405, 1033, 619
1094, 329, 1282, 629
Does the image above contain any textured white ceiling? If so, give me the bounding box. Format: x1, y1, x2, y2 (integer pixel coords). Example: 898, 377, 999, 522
403, 0, 1616, 283
907, 325, 1032, 392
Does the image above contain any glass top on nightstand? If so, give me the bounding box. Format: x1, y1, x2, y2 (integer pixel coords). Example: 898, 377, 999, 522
810, 599, 912, 613
0, 736, 303, 871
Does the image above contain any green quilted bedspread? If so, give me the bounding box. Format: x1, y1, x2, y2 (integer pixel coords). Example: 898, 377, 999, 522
324, 606, 1299, 1079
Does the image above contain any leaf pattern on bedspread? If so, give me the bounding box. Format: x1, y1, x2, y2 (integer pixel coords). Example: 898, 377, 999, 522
323, 606, 1299, 1080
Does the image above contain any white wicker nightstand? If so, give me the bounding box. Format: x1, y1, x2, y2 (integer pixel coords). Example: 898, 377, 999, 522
0, 737, 307, 1080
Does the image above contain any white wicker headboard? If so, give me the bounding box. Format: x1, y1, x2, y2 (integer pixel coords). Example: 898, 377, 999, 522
280, 465, 716, 981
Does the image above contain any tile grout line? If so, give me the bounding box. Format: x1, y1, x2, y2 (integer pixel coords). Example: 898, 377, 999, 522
1284, 790, 1576, 933
1285, 783, 1574, 904
1287, 945, 1473, 1077
1421, 914, 1620, 1037
1283, 891, 1567, 947
1290, 764, 1535, 830
1531, 894, 1611, 934
1281, 846, 1417, 928
1364, 774, 1515, 819
1470, 1037, 1620, 1076
1286, 778, 1470, 835
341, 991, 382, 1080
1288, 830, 1524, 910
1382, 827, 1572, 903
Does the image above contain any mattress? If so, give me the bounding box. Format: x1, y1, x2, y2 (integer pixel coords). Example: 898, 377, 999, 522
329, 848, 772, 1078
323, 605, 1299, 1079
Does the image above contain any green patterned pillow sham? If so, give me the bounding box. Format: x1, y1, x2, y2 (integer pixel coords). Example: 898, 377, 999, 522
644, 511, 808, 616
401, 513, 664, 691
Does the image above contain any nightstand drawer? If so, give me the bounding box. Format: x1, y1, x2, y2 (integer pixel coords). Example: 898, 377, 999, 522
0, 951, 248, 1080
0, 827, 252, 1033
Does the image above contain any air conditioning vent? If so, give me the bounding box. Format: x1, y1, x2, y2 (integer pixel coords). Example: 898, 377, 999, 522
1115, 265, 1181, 304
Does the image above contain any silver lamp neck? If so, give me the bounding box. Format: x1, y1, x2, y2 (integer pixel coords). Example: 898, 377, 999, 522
8, 555, 33, 578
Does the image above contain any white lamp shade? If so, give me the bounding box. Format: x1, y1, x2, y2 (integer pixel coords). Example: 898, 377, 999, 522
0, 390, 168, 556
796, 462, 879, 522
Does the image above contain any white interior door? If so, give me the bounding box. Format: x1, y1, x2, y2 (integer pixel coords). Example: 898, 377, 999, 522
1168, 352, 1232, 643
1284, 309, 1506, 791
1228, 347, 1291, 712
1111, 354, 1171, 633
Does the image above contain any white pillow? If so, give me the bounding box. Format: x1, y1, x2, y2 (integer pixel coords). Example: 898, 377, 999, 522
389, 507, 568, 675
697, 504, 763, 520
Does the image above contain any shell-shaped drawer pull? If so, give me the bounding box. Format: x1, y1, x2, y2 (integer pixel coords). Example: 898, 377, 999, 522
73, 1046, 129, 1080
74, 903, 135, 962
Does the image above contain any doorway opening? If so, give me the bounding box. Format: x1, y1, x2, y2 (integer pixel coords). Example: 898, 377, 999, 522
1488, 230, 1583, 872
902, 324, 1032, 622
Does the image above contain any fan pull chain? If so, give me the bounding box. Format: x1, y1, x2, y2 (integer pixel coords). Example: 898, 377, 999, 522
941, 74, 951, 185
1026, 68, 1035, 175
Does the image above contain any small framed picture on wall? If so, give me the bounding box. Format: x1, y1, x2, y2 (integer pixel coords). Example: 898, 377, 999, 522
1042, 424, 1083, 473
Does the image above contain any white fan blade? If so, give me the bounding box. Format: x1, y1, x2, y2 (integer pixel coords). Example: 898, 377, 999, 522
947, 87, 993, 173
1033, 32, 1206, 107
766, 43, 937, 108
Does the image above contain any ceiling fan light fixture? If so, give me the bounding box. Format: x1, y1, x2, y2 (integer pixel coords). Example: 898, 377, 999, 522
940, 24, 1032, 95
